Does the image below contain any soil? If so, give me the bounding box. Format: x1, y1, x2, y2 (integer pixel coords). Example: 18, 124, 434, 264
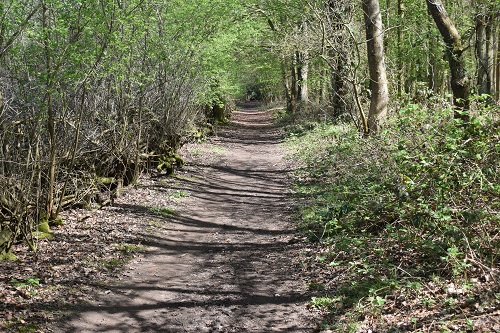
43, 102, 318, 332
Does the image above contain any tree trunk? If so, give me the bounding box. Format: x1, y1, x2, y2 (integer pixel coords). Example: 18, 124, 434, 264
280, 56, 293, 112
290, 56, 298, 113
476, 14, 490, 96
42, 1, 58, 219
426, 0, 470, 119
326, 1, 354, 118
496, 23, 500, 104
485, 15, 496, 102
331, 48, 351, 118
0, 87, 3, 117
397, 0, 405, 98
297, 51, 309, 103
363, 0, 389, 133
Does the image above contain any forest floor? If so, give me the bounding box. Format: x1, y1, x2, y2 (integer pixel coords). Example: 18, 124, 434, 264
0, 102, 321, 332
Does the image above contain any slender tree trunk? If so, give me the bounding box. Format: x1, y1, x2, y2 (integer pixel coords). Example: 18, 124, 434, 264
327, 1, 354, 118
296, 52, 303, 101
363, 0, 389, 133
427, 30, 435, 92
297, 18, 309, 105
0, 86, 3, 176
426, 0, 470, 119
0, 86, 3, 117
485, 15, 496, 101
42, 1, 57, 219
280, 56, 293, 111
476, 14, 489, 95
290, 56, 298, 113
320, 67, 328, 104
298, 51, 309, 103
496, 23, 500, 103
397, 0, 405, 98
0, 8, 4, 175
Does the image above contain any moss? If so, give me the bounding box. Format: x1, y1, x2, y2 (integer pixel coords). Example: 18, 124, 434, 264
0, 229, 13, 246
31, 231, 54, 240
173, 153, 184, 167
157, 152, 183, 174
49, 216, 65, 226
0, 250, 17, 261
98, 177, 116, 185
157, 160, 173, 174
37, 221, 52, 233
31, 220, 54, 240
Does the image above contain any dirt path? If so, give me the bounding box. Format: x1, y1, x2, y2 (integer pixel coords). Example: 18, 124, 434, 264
52, 103, 316, 332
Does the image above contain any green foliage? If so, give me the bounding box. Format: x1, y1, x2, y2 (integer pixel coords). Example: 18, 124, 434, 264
310, 296, 342, 310
10, 277, 41, 298
97, 258, 124, 272
288, 102, 499, 329
149, 206, 177, 217
0, 229, 13, 247
0, 250, 17, 261
36, 221, 51, 234
30, 220, 55, 242
1, 0, 251, 256
114, 243, 145, 254
10, 277, 40, 289
3, 318, 39, 333
169, 190, 190, 199
157, 154, 184, 175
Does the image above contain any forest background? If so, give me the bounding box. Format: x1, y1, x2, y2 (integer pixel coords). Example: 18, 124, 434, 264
0, 0, 499, 331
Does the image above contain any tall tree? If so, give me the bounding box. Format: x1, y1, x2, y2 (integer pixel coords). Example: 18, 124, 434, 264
475, 2, 498, 102
396, 0, 405, 98
297, 19, 309, 104
363, 0, 389, 133
41, 0, 58, 220
326, 0, 355, 118
426, 0, 470, 119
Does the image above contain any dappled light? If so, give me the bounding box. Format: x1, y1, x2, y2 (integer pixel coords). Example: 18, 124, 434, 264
37, 104, 317, 332
1, 0, 499, 331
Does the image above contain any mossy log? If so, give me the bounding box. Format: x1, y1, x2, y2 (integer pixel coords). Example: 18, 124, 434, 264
156, 152, 184, 175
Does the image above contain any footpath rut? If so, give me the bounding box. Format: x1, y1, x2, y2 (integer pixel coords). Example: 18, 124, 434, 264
53, 104, 315, 332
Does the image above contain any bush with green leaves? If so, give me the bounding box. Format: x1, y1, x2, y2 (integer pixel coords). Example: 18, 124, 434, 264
290, 102, 498, 275
287, 101, 499, 329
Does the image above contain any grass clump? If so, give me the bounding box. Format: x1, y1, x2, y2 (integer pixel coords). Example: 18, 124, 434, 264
149, 206, 177, 217
286, 103, 499, 331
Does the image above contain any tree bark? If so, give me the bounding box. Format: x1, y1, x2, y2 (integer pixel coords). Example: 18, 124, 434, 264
42, 1, 57, 219
426, 0, 470, 119
496, 23, 500, 104
327, 1, 354, 118
397, 0, 405, 98
290, 56, 298, 113
476, 13, 493, 97
280, 55, 293, 112
485, 14, 496, 102
363, 0, 389, 133
297, 51, 309, 103
0, 86, 3, 117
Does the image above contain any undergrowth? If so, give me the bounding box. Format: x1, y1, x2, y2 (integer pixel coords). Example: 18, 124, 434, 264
286, 103, 499, 332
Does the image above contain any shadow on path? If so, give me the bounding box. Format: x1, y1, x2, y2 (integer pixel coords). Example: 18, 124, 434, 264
52, 103, 315, 332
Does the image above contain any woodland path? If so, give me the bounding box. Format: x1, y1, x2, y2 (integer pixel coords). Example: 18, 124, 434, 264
52, 103, 316, 332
